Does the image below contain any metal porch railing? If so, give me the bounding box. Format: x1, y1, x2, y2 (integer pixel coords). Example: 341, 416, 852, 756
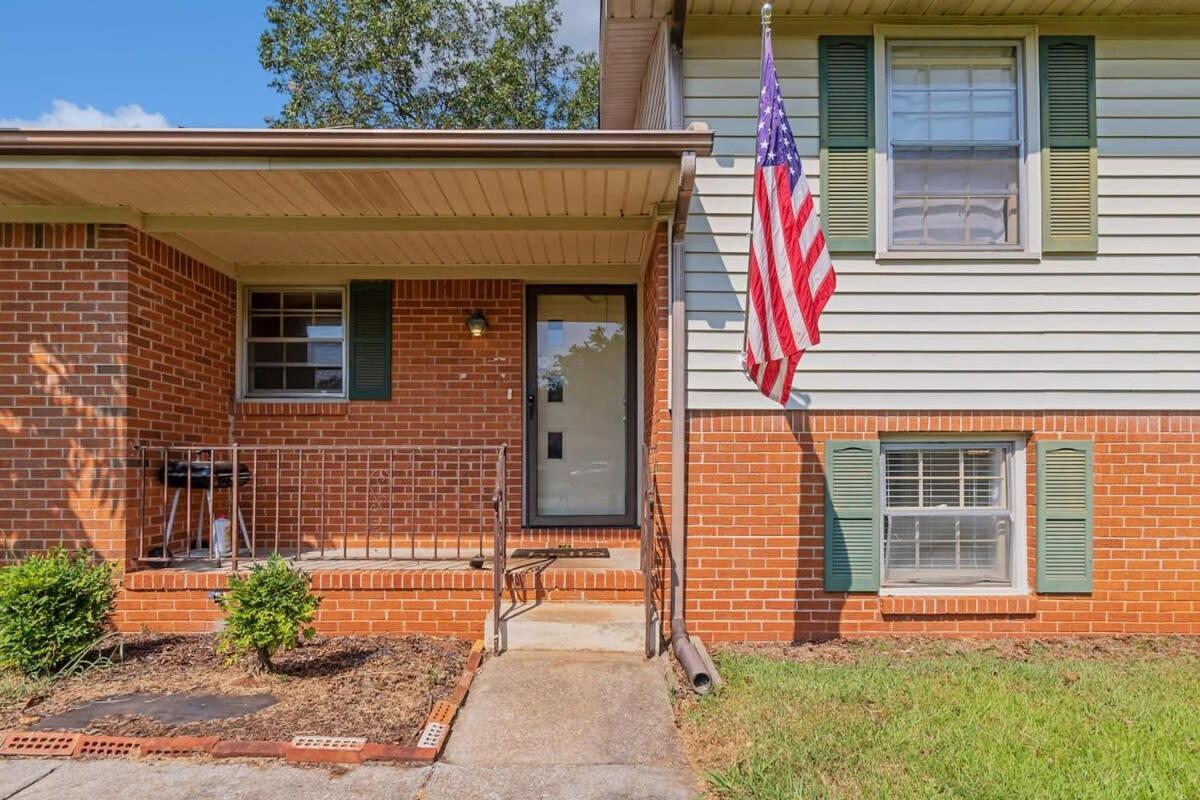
134, 443, 507, 570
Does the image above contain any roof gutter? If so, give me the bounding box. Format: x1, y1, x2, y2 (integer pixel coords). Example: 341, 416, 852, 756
663, 0, 712, 696
0, 128, 713, 159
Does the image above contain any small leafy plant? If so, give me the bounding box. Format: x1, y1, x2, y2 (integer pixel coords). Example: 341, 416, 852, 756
216, 555, 321, 672
0, 549, 117, 676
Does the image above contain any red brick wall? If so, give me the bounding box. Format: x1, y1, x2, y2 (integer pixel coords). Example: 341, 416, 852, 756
0, 224, 130, 561
685, 411, 1200, 640
0, 223, 236, 565
125, 230, 236, 561
642, 227, 670, 625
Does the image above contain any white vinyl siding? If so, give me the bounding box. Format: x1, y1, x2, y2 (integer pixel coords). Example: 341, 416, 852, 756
683, 28, 1200, 410
634, 22, 669, 129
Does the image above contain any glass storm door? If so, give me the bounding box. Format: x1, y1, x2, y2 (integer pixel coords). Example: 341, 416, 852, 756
525, 286, 636, 527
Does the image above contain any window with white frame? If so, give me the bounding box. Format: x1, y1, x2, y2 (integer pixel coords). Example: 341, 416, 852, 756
888, 42, 1023, 249
245, 288, 346, 397
882, 442, 1015, 588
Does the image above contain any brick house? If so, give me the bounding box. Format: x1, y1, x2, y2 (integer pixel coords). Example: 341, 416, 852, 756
3, 2, 1200, 673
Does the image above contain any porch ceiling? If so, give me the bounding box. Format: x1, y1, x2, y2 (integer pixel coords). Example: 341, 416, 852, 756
0, 128, 713, 274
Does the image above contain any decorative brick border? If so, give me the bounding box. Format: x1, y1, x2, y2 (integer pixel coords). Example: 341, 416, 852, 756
0, 640, 484, 766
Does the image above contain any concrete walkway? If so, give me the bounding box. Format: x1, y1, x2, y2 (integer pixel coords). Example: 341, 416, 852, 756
435, 649, 699, 799
0, 651, 700, 800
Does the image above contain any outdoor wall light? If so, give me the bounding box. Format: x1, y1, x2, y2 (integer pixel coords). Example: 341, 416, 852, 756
466, 309, 488, 337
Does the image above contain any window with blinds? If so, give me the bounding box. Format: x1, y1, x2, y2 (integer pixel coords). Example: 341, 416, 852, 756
888, 43, 1023, 249
882, 442, 1015, 587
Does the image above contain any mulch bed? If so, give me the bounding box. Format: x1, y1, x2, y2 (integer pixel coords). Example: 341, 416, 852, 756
0, 634, 471, 745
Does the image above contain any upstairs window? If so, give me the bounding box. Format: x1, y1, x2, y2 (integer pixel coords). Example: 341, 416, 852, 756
888, 42, 1023, 250
245, 288, 346, 397
882, 442, 1015, 588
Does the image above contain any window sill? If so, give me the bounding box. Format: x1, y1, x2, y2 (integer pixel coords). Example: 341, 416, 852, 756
236, 399, 350, 417
879, 593, 1036, 617
876, 250, 1042, 263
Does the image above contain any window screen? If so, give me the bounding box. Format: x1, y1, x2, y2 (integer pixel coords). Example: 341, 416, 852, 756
883, 443, 1014, 587
889, 43, 1022, 248
246, 289, 345, 396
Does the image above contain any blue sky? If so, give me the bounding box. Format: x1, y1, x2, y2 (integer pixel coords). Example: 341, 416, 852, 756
0, 0, 599, 129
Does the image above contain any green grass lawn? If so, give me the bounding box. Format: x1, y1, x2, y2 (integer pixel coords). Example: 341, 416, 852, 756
679, 638, 1200, 800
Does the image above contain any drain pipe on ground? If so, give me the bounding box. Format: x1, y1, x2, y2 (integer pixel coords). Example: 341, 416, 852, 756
664, 0, 714, 695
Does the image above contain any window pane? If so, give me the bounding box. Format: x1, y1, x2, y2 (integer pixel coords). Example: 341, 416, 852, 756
884, 513, 1011, 585
967, 197, 1016, 245
250, 314, 280, 338
286, 367, 316, 390
309, 316, 343, 338
250, 291, 281, 310
315, 368, 342, 392
283, 315, 312, 337
308, 342, 342, 366
314, 291, 342, 310
251, 342, 284, 363
283, 292, 313, 310
925, 198, 967, 245
252, 367, 284, 391
929, 65, 970, 88
892, 197, 926, 246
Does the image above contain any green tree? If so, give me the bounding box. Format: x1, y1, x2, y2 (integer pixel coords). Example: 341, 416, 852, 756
259, 0, 598, 129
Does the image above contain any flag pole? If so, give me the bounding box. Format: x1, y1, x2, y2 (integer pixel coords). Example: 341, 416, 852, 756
744, 3, 772, 371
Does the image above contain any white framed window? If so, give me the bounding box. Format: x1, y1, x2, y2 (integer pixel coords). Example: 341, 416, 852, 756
887, 41, 1024, 250
881, 440, 1025, 591
243, 287, 346, 398
871, 26, 1046, 260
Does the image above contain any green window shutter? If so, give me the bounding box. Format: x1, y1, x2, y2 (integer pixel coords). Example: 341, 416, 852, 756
1040, 36, 1097, 254
348, 280, 393, 400
1037, 440, 1094, 594
819, 36, 875, 254
824, 439, 880, 592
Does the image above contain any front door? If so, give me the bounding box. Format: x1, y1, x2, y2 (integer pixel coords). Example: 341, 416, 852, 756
525, 285, 636, 527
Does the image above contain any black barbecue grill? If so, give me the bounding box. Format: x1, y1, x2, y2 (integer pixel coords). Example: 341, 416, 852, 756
154, 457, 253, 560
159, 460, 252, 490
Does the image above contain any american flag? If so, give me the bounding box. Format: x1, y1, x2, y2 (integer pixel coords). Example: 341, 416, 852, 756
742, 26, 836, 405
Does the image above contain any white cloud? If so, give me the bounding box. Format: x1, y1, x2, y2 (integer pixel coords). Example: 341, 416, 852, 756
0, 100, 170, 129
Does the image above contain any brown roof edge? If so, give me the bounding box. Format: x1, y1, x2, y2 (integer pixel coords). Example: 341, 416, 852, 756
0, 128, 713, 159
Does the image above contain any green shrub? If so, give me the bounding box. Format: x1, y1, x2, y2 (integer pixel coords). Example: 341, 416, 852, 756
0, 549, 117, 676
217, 555, 321, 672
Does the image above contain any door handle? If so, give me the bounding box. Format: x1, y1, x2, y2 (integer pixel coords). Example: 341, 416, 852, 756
527, 393, 536, 420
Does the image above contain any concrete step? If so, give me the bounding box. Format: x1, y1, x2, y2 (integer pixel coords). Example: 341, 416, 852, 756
486, 601, 648, 653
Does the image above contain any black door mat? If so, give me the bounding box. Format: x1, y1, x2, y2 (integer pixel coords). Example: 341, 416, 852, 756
510, 547, 610, 560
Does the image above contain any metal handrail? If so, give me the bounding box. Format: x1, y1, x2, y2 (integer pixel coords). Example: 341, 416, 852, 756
641, 444, 659, 657
491, 444, 508, 655
134, 443, 505, 568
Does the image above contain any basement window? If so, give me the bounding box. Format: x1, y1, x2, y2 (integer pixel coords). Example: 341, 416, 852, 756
244, 288, 346, 397
882, 442, 1018, 588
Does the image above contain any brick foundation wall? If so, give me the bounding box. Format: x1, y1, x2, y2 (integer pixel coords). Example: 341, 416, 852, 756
115, 567, 644, 635
685, 411, 1200, 641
